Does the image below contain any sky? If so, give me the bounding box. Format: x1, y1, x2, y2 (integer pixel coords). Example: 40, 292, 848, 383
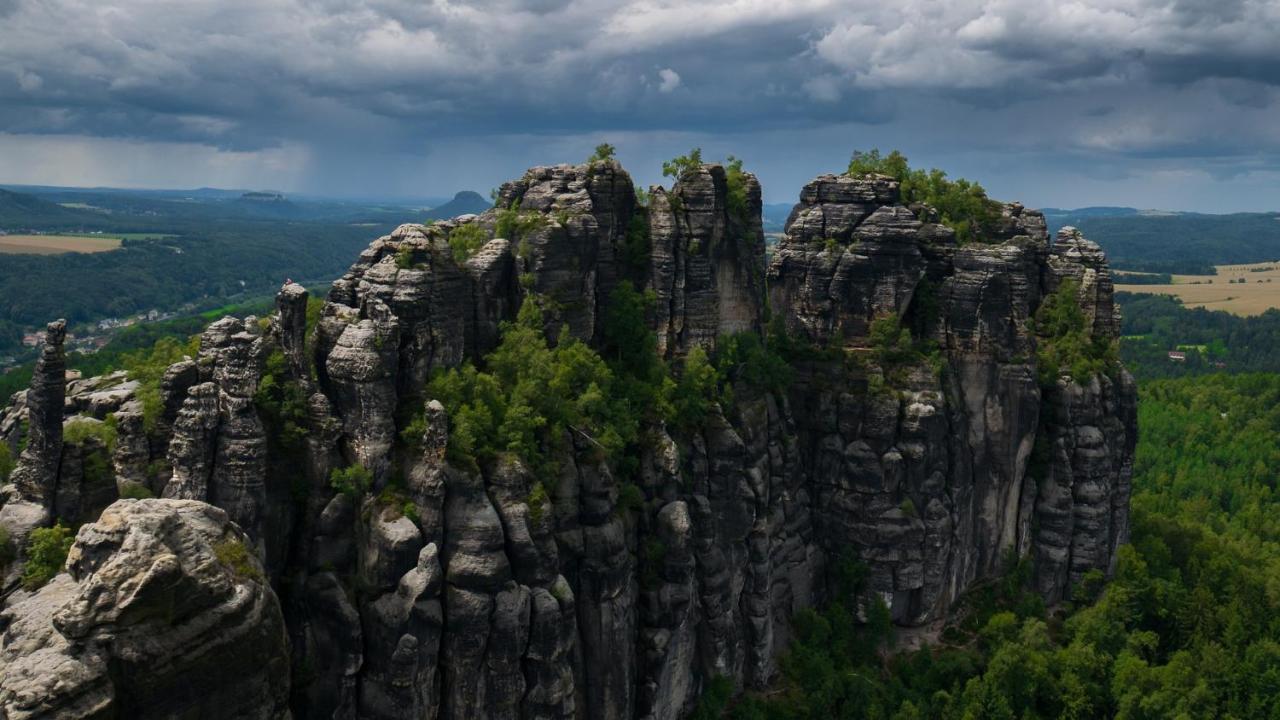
2, 0, 1280, 211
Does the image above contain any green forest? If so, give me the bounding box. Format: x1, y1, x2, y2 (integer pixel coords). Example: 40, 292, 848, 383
1117, 292, 1280, 380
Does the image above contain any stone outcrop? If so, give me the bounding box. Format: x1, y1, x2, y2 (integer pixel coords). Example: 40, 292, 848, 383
4, 321, 67, 507
0, 499, 290, 719
162, 317, 271, 548
0, 160, 1137, 719
0, 320, 69, 560
647, 165, 766, 356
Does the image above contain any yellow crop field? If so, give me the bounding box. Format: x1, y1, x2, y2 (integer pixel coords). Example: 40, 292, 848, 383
1116, 261, 1280, 316
0, 234, 123, 255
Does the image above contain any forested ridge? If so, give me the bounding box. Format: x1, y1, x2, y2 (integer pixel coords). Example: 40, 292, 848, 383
1045, 209, 1280, 275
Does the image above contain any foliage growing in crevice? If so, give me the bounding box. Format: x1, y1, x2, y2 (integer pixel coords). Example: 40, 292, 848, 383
639, 537, 668, 587
394, 244, 422, 270
670, 347, 721, 432
0, 441, 11, 483
64, 416, 118, 493
622, 210, 651, 277
63, 415, 117, 452
863, 313, 941, 388
616, 481, 644, 516
527, 481, 549, 524
255, 348, 311, 504
0, 526, 13, 573
119, 482, 155, 499
376, 482, 419, 524
254, 350, 308, 451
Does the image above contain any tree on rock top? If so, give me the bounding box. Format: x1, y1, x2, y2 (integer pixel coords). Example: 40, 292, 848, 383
847, 148, 1002, 244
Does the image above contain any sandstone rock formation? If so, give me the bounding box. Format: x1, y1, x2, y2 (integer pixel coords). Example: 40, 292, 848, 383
0, 499, 290, 719
0, 320, 70, 559
0, 159, 1137, 719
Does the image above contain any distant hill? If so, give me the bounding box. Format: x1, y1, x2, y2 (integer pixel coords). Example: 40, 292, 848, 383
424, 191, 491, 220
0, 188, 103, 230
239, 191, 286, 202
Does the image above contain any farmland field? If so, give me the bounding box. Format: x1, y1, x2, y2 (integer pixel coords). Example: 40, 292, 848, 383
0, 234, 123, 254
1115, 260, 1280, 315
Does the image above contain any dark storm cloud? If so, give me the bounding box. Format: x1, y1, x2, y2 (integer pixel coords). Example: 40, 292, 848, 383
1, 0, 1280, 209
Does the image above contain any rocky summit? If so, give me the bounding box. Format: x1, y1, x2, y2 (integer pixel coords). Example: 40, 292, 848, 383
0, 160, 1135, 719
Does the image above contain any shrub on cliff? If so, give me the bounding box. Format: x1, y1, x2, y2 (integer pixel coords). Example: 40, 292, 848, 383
121, 334, 200, 432
1033, 279, 1117, 385
22, 522, 74, 590
0, 526, 14, 572
0, 441, 14, 483
494, 202, 548, 247
426, 298, 638, 480
447, 223, 489, 264
254, 350, 308, 452
586, 143, 616, 165
724, 155, 750, 224
662, 148, 704, 181
330, 464, 372, 498
847, 149, 1001, 244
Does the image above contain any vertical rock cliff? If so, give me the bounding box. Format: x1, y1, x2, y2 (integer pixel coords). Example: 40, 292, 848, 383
0, 160, 1136, 719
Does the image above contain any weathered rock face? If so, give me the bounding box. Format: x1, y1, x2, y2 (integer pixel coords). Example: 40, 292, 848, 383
0, 161, 1136, 719
0, 321, 73, 565
3, 321, 67, 509
768, 175, 1136, 624
648, 165, 767, 356
163, 316, 271, 547
0, 499, 290, 719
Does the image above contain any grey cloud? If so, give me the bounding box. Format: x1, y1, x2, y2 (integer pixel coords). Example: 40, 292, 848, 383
0, 0, 1277, 211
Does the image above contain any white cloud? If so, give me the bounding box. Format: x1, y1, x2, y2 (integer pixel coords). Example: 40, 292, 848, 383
657, 67, 681, 93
